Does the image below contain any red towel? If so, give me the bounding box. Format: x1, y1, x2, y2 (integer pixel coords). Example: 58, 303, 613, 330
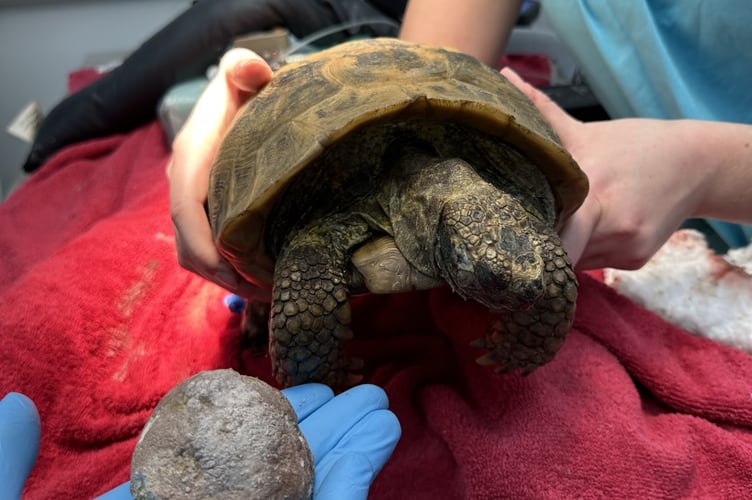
2, 122, 751, 499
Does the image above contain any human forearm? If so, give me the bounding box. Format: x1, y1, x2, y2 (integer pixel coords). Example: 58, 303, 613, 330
688, 120, 752, 224
399, 0, 522, 66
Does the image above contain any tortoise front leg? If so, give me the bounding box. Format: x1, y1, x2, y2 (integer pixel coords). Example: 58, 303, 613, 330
270, 217, 371, 388
436, 192, 578, 374
473, 236, 577, 374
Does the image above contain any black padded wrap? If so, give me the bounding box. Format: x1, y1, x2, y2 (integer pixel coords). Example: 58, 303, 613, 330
23, 0, 404, 172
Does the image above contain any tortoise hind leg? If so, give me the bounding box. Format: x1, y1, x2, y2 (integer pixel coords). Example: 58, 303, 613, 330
270, 216, 371, 388
473, 237, 577, 373
241, 300, 271, 355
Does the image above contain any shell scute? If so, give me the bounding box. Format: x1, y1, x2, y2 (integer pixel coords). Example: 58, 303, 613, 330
208, 38, 588, 285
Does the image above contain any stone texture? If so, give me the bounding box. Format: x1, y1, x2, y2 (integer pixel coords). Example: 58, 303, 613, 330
131, 369, 313, 499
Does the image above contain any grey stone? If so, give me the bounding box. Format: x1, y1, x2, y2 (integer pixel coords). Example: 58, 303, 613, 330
131, 369, 314, 499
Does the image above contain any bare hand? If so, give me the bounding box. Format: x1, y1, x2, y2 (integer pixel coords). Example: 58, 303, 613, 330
500, 67, 708, 270
168, 48, 273, 298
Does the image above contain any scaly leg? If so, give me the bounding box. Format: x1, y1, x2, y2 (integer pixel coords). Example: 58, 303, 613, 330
437, 193, 577, 374
473, 236, 577, 373
270, 216, 370, 388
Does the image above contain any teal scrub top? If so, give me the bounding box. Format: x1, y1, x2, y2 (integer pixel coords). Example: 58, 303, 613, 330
543, 0, 752, 245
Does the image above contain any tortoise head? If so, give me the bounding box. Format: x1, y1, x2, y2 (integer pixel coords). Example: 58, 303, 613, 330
434, 170, 548, 311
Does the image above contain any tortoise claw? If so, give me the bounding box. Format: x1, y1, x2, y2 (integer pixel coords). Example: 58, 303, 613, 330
470, 337, 489, 349
335, 326, 354, 341
347, 357, 365, 371
475, 353, 497, 366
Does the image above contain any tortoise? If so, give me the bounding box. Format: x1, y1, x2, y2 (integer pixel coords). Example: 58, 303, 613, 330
208, 37, 588, 388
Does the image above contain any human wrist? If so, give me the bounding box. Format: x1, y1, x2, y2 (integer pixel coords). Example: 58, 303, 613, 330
686, 120, 752, 223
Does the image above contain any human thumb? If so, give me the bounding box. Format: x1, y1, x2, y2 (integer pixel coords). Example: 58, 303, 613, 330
500, 67, 581, 143
221, 47, 273, 97
0, 393, 41, 500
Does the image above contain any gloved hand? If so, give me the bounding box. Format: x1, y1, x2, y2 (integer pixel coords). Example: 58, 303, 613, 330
0, 393, 40, 500
0, 384, 400, 500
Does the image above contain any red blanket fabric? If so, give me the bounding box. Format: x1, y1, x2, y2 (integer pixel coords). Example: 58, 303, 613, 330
2, 122, 751, 499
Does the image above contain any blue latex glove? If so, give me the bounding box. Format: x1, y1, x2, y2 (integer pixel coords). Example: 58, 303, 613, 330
1, 384, 400, 500
0, 393, 41, 500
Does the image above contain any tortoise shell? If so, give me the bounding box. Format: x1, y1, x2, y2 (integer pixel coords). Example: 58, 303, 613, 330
208, 37, 588, 286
